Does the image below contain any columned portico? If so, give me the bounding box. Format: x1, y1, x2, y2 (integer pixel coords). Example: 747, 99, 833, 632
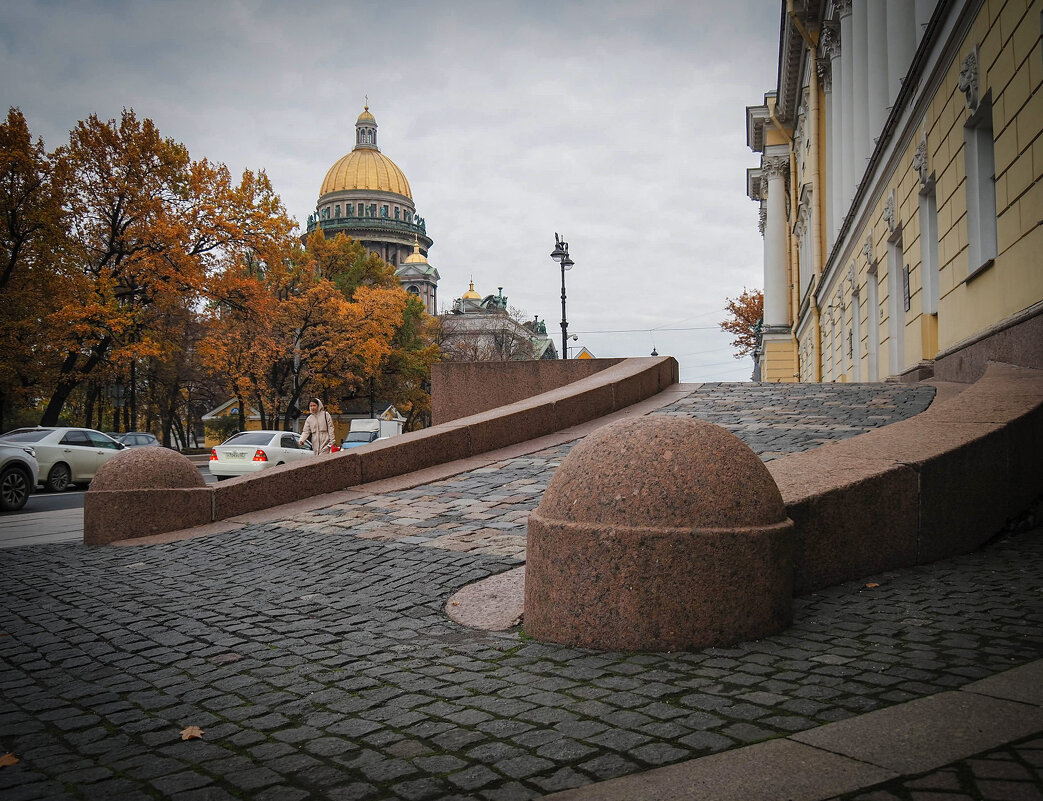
887, 0, 917, 104
821, 25, 842, 246
866, 0, 888, 148
851, 0, 870, 190
838, 0, 856, 211
762, 156, 790, 329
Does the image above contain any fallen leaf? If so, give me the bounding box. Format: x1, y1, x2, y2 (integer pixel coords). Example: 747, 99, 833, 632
180, 726, 204, 741
864, 582, 880, 588
0, 753, 19, 768
450, 601, 459, 606
210, 652, 242, 665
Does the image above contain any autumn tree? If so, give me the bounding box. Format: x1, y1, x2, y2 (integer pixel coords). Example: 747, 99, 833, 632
200, 228, 431, 432
3, 107, 440, 438
720, 287, 764, 359
376, 294, 442, 430
0, 108, 68, 431
36, 109, 294, 426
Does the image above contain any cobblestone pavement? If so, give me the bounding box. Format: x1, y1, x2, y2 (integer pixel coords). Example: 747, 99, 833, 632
2, 521, 1041, 800
656, 382, 937, 460
10, 380, 1034, 801
830, 733, 1043, 800
281, 383, 938, 562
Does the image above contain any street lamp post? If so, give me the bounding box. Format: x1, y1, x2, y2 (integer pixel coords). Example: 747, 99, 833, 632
550, 233, 575, 359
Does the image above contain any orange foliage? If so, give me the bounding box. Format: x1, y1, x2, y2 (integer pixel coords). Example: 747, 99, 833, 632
720, 288, 764, 359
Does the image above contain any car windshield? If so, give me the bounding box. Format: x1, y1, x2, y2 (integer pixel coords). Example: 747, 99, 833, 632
222, 432, 276, 446
1, 429, 51, 442
345, 431, 375, 442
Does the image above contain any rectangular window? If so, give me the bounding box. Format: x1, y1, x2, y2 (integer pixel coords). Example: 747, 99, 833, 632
886, 234, 905, 377
381, 205, 389, 218
964, 96, 997, 278
902, 265, 911, 312
918, 185, 939, 314
369, 204, 377, 217
394, 207, 400, 219
347, 204, 354, 216
866, 268, 880, 381
335, 204, 341, 218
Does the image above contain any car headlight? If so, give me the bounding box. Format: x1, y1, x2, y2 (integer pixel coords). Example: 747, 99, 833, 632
21, 446, 35, 458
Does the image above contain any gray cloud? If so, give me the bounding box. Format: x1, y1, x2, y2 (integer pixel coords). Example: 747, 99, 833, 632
1, 0, 779, 381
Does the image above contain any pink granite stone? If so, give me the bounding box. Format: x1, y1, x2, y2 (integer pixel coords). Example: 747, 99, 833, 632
524, 416, 794, 652
84, 488, 212, 545
89, 447, 205, 491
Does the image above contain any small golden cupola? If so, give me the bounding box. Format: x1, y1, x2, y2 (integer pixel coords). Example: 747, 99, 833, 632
403, 240, 429, 265
462, 280, 482, 300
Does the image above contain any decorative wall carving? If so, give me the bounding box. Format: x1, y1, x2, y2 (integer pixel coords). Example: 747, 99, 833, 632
912, 132, 929, 187
834, 0, 853, 17
959, 47, 979, 111
862, 235, 874, 266
883, 191, 896, 233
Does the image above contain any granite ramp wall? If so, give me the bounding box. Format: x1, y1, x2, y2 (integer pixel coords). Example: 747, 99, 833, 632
769, 361, 1043, 594
83, 357, 678, 544
430, 358, 623, 425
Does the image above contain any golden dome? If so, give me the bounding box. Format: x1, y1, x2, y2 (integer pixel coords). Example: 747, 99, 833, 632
357, 106, 376, 123
403, 240, 428, 264
319, 148, 412, 198
462, 280, 481, 300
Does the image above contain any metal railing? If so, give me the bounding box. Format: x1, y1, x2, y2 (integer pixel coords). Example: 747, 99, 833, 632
306, 216, 427, 237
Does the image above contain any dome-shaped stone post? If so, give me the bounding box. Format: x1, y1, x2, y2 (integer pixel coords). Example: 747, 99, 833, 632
524, 416, 794, 651
84, 448, 211, 545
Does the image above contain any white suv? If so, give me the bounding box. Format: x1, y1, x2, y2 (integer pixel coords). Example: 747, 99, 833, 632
0, 442, 40, 512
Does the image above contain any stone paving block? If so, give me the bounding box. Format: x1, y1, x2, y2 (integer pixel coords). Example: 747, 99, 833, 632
3, 387, 1042, 801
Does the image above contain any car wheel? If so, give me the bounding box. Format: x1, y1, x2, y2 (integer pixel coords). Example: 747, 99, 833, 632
0, 466, 31, 511
45, 463, 72, 492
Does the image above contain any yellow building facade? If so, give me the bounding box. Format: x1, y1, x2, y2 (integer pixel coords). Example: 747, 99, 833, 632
748, 0, 1042, 384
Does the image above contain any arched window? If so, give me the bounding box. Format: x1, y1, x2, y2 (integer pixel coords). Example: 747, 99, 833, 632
407, 285, 420, 296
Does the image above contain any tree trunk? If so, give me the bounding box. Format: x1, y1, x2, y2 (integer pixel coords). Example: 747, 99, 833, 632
84, 382, 98, 429
170, 415, 185, 451
40, 342, 110, 426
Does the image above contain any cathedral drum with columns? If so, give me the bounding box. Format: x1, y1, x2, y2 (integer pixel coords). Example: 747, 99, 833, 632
307, 106, 439, 315
748, 0, 1043, 384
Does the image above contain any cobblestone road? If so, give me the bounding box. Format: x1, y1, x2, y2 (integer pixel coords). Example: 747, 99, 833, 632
656, 382, 937, 460
282, 383, 937, 562
6, 381, 1038, 801
2, 525, 1041, 800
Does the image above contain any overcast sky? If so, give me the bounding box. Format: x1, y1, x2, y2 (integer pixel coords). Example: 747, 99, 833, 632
1, 0, 781, 383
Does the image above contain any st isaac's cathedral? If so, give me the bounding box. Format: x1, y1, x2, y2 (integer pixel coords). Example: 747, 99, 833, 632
306, 106, 440, 316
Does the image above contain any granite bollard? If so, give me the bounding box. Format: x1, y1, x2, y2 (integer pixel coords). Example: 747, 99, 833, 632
524, 416, 794, 651
84, 447, 211, 545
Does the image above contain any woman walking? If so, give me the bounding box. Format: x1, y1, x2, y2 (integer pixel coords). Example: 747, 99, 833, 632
298, 398, 336, 455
